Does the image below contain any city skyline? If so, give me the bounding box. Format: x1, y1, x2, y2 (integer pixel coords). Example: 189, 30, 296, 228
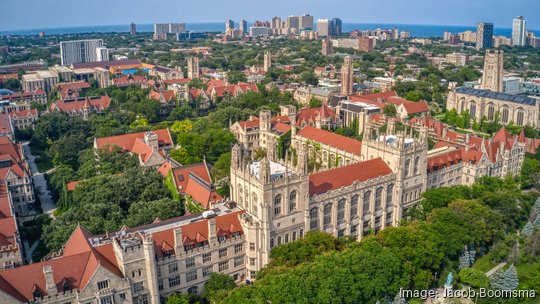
1, 0, 539, 31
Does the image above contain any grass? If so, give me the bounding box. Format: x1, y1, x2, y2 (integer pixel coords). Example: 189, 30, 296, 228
472, 254, 497, 273
516, 259, 540, 299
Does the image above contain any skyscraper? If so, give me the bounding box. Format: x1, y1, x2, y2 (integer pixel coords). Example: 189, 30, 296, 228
263, 51, 271, 72
341, 56, 354, 96
226, 19, 235, 31
512, 16, 526, 46
299, 14, 314, 30
476, 22, 494, 50
286, 16, 300, 32
153, 23, 169, 40
331, 18, 342, 36
169, 23, 186, 34
187, 57, 200, 79
59, 39, 105, 66
321, 38, 333, 56
481, 49, 504, 92
130, 22, 136, 35
317, 19, 330, 37
239, 20, 248, 34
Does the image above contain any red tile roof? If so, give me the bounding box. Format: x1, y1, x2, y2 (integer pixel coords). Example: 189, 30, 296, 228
0, 114, 13, 134
296, 106, 336, 126
170, 163, 222, 208
149, 90, 175, 102
298, 125, 362, 156
163, 78, 192, 85
112, 75, 147, 87
8, 108, 38, 119
309, 158, 393, 195
427, 149, 463, 172
50, 96, 111, 114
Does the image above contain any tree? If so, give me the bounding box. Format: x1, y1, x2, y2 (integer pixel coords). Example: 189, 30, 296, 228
170, 148, 201, 165
300, 71, 318, 85
383, 104, 398, 117
490, 264, 519, 291
48, 133, 89, 168
166, 293, 202, 304
522, 221, 534, 236
458, 245, 476, 269
309, 97, 322, 108
405, 91, 421, 101
171, 119, 193, 134
124, 198, 182, 228
202, 273, 236, 303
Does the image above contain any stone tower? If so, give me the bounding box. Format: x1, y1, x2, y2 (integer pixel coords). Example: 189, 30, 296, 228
481, 49, 504, 92
361, 122, 428, 216
263, 50, 272, 73
187, 57, 200, 79
322, 38, 333, 56
341, 55, 353, 96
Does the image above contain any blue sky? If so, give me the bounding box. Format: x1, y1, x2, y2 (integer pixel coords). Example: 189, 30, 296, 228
0, 0, 538, 30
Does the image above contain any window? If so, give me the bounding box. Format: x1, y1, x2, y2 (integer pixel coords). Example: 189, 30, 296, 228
249, 242, 255, 251
386, 212, 393, 226
168, 262, 178, 273
138, 294, 149, 304
310, 207, 319, 230
203, 253, 212, 263
292, 231, 297, 241
270, 238, 274, 248
250, 258, 256, 266
469, 102, 476, 120
188, 286, 198, 294
120, 292, 127, 300
351, 224, 358, 235
158, 279, 163, 291
219, 248, 228, 258
337, 199, 345, 223
375, 216, 382, 228
516, 109, 525, 126
300, 229, 304, 238
375, 187, 383, 211
274, 194, 282, 216
323, 203, 332, 227
337, 229, 345, 237
234, 256, 244, 267
186, 257, 195, 268
203, 266, 213, 277
234, 243, 243, 254
386, 184, 394, 208
414, 157, 420, 175
168, 275, 180, 288
278, 236, 282, 245
404, 159, 411, 177
133, 281, 143, 293
219, 261, 229, 272
350, 195, 358, 219
289, 190, 297, 211
501, 107, 509, 124
487, 103, 495, 120
363, 191, 371, 216
100, 296, 113, 304
186, 270, 197, 282
97, 280, 109, 290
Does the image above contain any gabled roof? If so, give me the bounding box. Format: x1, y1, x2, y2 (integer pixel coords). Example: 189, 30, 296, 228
8, 108, 38, 119
170, 163, 222, 208
95, 129, 173, 152
309, 158, 393, 196
297, 125, 362, 156
50, 96, 111, 114
296, 106, 336, 126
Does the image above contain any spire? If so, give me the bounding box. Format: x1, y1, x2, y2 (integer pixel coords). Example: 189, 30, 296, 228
83, 96, 91, 109
518, 128, 526, 143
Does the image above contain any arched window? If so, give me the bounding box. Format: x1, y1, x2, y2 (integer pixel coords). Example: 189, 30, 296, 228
413, 156, 420, 175
252, 193, 258, 213
386, 184, 394, 208
323, 203, 332, 227
375, 187, 383, 211
363, 191, 371, 216
337, 199, 345, 223
310, 207, 319, 230
469, 102, 476, 120
501, 107, 509, 124
404, 159, 411, 177
274, 194, 282, 216
238, 184, 243, 205
460, 98, 465, 112
289, 190, 297, 211
487, 103, 495, 120
350, 195, 359, 219
516, 109, 525, 126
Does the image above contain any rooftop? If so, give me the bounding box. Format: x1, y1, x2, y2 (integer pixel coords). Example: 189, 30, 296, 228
456, 87, 537, 106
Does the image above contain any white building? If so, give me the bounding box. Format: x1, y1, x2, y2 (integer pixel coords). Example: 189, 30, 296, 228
59, 39, 105, 66
512, 16, 526, 46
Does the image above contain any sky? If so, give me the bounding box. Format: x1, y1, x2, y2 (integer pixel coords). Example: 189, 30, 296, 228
0, 0, 539, 31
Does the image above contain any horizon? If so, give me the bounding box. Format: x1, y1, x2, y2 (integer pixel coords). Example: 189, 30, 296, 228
1, 0, 538, 31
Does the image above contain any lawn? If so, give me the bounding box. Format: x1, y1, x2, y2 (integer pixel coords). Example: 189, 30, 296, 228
472, 254, 497, 273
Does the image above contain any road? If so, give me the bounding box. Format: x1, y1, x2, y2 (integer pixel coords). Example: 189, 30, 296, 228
22, 142, 55, 216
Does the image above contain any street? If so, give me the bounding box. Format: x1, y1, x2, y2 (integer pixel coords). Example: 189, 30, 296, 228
22, 142, 55, 216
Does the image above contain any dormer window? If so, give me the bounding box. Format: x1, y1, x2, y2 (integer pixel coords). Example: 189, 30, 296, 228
32, 286, 42, 299
62, 278, 72, 292
218, 235, 227, 242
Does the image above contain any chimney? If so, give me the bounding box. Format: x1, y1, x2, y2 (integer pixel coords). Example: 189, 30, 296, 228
144, 131, 159, 152
208, 218, 217, 244
174, 228, 183, 252
43, 266, 57, 296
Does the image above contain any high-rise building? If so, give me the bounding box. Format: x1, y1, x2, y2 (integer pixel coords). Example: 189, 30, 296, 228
299, 14, 314, 30
476, 22, 494, 50
331, 18, 342, 36
226, 19, 235, 32
187, 57, 200, 79
512, 16, 526, 46
59, 39, 105, 66
341, 56, 354, 96
321, 38, 333, 56
130, 22, 136, 35
317, 19, 331, 37
153, 23, 169, 40
271, 17, 282, 29
263, 51, 271, 72
95, 47, 109, 62
286, 16, 300, 32
249, 26, 270, 37
459, 31, 477, 43
481, 49, 504, 92
169, 23, 186, 34
239, 20, 248, 34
